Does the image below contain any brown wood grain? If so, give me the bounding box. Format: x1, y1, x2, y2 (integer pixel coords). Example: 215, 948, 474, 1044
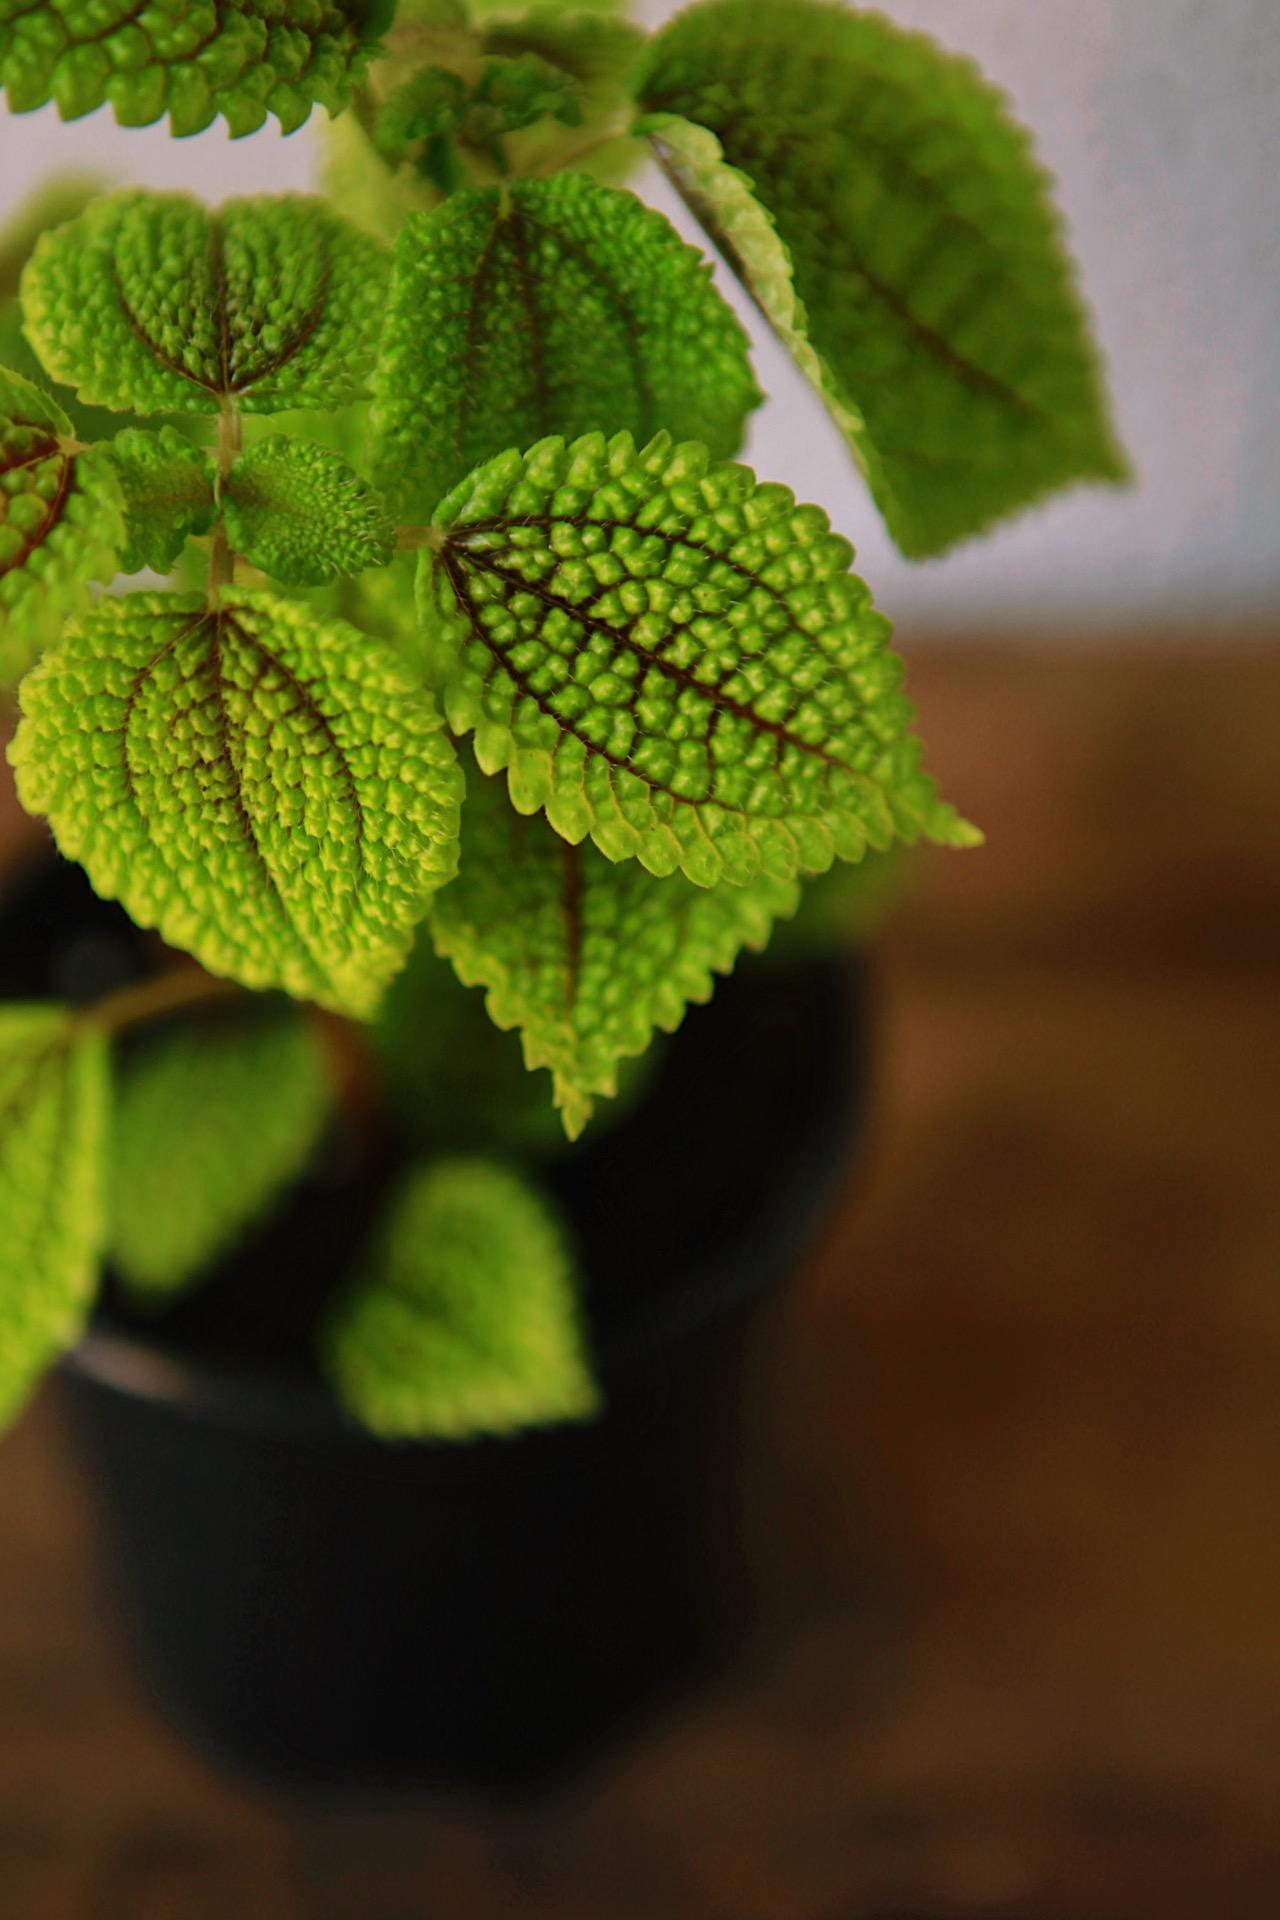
2, 639, 1278, 1919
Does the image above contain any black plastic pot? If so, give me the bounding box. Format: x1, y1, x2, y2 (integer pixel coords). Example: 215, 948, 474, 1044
13, 859, 868, 1794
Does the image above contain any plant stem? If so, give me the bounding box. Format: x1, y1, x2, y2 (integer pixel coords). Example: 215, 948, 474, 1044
208, 400, 243, 604
78, 966, 243, 1040
526, 122, 633, 181
396, 525, 442, 552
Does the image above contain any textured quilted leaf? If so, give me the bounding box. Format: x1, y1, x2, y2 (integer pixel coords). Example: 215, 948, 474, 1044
637, 0, 1127, 558
432, 759, 798, 1138
0, 0, 388, 138
418, 430, 977, 887
11, 588, 464, 1018
110, 1002, 331, 1297
224, 436, 395, 587
0, 1006, 107, 1429
324, 1157, 598, 1440
0, 363, 125, 687
108, 425, 216, 574
21, 192, 390, 417
371, 172, 758, 518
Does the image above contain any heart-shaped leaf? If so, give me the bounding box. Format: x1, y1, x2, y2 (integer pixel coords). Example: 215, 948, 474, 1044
0, 1006, 107, 1429
22, 192, 390, 417
324, 1157, 598, 1440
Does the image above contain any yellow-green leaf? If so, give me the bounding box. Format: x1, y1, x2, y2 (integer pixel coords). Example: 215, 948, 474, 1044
432, 758, 798, 1137
418, 430, 977, 887
21, 192, 390, 417
324, 1157, 598, 1440
11, 588, 464, 1018
637, 0, 1127, 556
110, 1002, 332, 1297
224, 436, 395, 587
0, 362, 125, 686
0, 1005, 107, 1429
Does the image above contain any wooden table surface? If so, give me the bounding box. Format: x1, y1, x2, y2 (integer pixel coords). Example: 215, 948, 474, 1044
2, 637, 1278, 1919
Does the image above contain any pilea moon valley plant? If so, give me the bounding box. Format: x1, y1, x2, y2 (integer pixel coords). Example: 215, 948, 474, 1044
0, 0, 1124, 1442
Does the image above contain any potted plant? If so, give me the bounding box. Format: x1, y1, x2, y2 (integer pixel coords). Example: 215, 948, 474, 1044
0, 0, 1124, 1790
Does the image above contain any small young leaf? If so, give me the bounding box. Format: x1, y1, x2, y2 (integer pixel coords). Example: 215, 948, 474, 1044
432, 760, 799, 1138
0, 1007, 107, 1429
0, 363, 125, 686
223, 436, 395, 587
371, 172, 759, 517
108, 426, 216, 575
22, 192, 390, 418
376, 50, 585, 193
324, 1158, 598, 1440
0, 0, 388, 138
637, 0, 1127, 557
481, 8, 645, 186
418, 430, 977, 887
110, 1003, 332, 1298
11, 588, 464, 1019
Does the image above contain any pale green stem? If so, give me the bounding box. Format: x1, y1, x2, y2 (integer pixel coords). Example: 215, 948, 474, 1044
77, 966, 243, 1040
208, 400, 243, 603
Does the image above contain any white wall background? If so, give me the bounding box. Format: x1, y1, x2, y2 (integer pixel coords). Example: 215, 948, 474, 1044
2, 0, 1275, 632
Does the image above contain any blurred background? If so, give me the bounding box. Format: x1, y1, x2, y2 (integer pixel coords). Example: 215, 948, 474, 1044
2, 2, 1279, 1916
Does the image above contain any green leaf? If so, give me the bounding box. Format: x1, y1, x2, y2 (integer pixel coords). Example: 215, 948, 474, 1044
0, 1006, 107, 1429
21, 191, 390, 418
109, 1002, 331, 1298
108, 425, 216, 575
0, 363, 125, 686
223, 436, 395, 587
371, 172, 759, 518
637, 0, 1127, 558
474, 9, 647, 185
323, 1157, 598, 1440
418, 430, 978, 887
11, 587, 464, 1019
433, 758, 798, 1138
0, 0, 388, 137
